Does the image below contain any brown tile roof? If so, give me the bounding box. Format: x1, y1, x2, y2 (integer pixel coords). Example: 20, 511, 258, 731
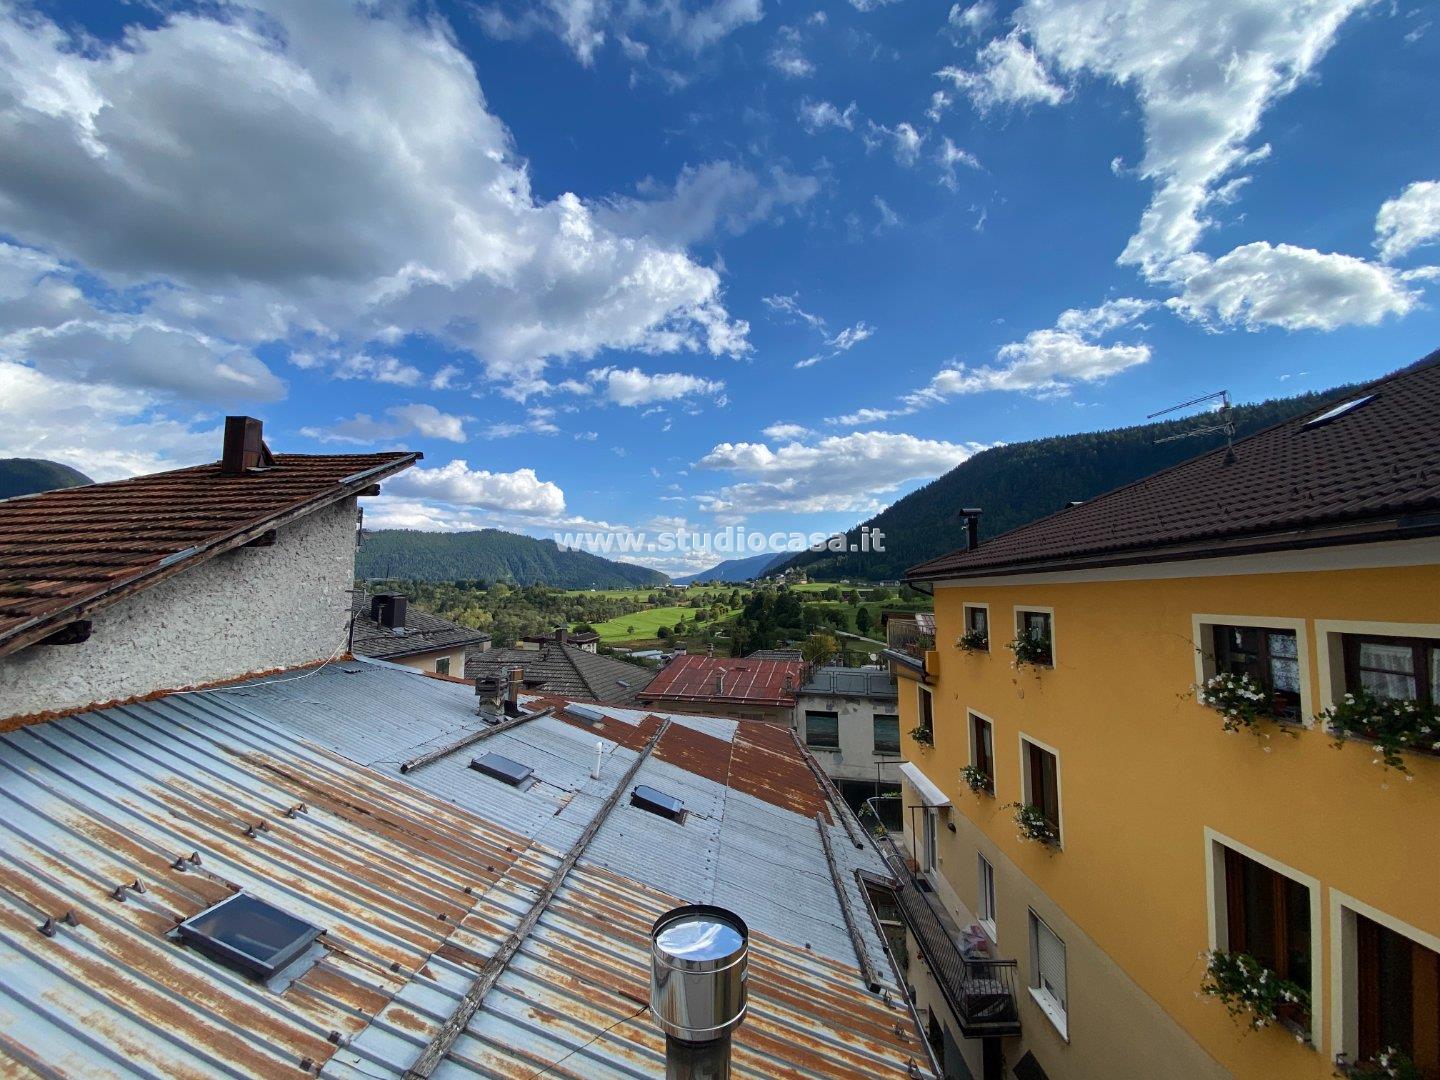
908, 353, 1440, 581
466, 642, 656, 706
640, 653, 806, 708
349, 595, 490, 660
0, 452, 418, 657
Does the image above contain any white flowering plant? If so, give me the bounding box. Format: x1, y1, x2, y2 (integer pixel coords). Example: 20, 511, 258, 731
1197, 671, 1291, 736
1005, 802, 1058, 845
960, 764, 993, 796
1336, 1047, 1422, 1080
1324, 689, 1440, 773
1199, 950, 1310, 1034
957, 629, 989, 652
1006, 634, 1051, 669
909, 722, 934, 749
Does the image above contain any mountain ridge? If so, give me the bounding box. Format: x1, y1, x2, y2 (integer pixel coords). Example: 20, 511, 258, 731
0, 458, 93, 500
356, 528, 669, 588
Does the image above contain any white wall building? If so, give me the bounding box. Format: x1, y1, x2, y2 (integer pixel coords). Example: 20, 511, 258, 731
793, 665, 902, 815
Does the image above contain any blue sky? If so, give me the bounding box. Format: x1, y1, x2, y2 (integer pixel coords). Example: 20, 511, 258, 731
1, 0, 1437, 576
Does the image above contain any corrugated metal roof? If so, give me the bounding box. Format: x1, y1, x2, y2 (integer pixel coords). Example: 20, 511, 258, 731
0, 661, 935, 1078
641, 654, 805, 708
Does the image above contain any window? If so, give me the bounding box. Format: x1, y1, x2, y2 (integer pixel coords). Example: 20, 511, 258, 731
1355, 913, 1440, 1077
1028, 910, 1067, 1036
964, 604, 989, 643
177, 893, 323, 981
1022, 740, 1060, 840
873, 713, 900, 755
1212, 625, 1301, 719
1017, 610, 1053, 665
1343, 635, 1440, 704
918, 686, 934, 734
805, 710, 840, 749
978, 854, 997, 937
434, 656, 451, 676
969, 713, 995, 793
922, 808, 939, 873
1221, 847, 1312, 1025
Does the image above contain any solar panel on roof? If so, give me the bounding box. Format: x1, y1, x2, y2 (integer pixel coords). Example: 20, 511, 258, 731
177, 893, 323, 980
1304, 394, 1375, 428
470, 752, 534, 786
632, 784, 686, 823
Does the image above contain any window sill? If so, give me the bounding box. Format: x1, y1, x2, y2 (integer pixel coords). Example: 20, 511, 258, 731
979, 918, 997, 944
807, 745, 841, 753
1028, 987, 1069, 1042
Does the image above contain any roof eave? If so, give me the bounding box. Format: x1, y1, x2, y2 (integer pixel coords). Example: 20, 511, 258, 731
0, 453, 421, 658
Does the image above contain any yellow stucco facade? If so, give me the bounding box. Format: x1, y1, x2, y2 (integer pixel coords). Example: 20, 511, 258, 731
895, 548, 1440, 1079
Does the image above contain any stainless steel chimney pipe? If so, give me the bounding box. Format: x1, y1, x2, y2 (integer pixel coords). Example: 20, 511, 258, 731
650, 905, 748, 1080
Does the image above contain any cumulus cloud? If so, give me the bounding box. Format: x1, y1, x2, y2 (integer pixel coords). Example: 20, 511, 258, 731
473, 0, 763, 64
1375, 181, 1440, 263
798, 98, 859, 132
589, 366, 726, 406
302, 404, 471, 445
938, 33, 1066, 115
696, 431, 984, 515
387, 460, 567, 516
1167, 242, 1424, 331
0, 1, 752, 407
601, 161, 819, 248
761, 422, 812, 440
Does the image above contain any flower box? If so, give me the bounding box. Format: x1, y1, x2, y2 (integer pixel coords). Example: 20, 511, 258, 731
1324, 690, 1440, 773
1005, 802, 1057, 845
1006, 635, 1051, 669
1199, 949, 1310, 1036
960, 764, 993, 796
957, 629, 989, 653
1197, 672, 1299, 737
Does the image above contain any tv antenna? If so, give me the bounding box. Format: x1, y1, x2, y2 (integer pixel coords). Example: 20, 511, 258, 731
1147, 389, 1236, 463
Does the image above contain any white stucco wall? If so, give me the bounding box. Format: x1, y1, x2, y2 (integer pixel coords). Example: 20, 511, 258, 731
795, 691, 903, 784
0, 498, 359, 722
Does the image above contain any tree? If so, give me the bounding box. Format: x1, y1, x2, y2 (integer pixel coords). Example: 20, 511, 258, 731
801, 632, 840, 665
657, 627, 670, 640
855, 606, 874, 634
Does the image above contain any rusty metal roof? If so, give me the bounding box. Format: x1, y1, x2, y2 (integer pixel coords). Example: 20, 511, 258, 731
0, 453, 419, 657
640, 654, 806, 709
0, 661, 936, 1078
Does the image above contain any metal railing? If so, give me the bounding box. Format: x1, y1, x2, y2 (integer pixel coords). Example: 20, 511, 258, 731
884, 617, 934, 660
859, 800, 1023, 1039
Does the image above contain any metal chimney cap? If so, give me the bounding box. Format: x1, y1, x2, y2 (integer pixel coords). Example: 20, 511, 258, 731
650, 904, 748, 1043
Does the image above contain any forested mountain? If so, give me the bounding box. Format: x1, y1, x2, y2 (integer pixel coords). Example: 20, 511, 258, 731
0, 458, 92, 500
671, 551, 787, 585
773, 384, 1355, 582
357, 528, 669, 587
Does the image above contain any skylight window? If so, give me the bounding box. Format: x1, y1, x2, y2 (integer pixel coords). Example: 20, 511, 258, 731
471, 752, 534, 787
177, 893, 323, 980
1304, 394, 1375, 429
632, 784, 686, 823
567, 702, 607, 724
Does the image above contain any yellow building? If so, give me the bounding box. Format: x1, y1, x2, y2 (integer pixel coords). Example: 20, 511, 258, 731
884, 357, 1440, 1080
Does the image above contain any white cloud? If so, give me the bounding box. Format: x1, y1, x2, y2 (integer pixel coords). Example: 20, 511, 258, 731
949, 2, 995, 37
1375, 180, 1440, 262
762, 293, 827, 330
430, 363, 463, 390
938, 32, 1066, 115
589, 366, 726, 406
602, 161, 818, 248
768, 27, 815, 77
926, 89, 953, 122
798, 98, 859, 132
867, 121, 926, 166
1005, 0, 1368, 279
302, 404, 471, 445
937, 137, 982, 190
697, 431, 983, 515
1054, 296, 1154, 336
387, 460, 566, 516
873, 196, 902, 232
1167, 242, 1424, 331
0, 2, 751, 404
826, 407, 901, 426
331, 353, 424, 387
761, 422, 811, 440
473, 0, 762, 64
828, 322, 876, 351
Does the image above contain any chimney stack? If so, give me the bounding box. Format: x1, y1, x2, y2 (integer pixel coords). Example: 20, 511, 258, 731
555, 627, 568, 644
505, 666, 524, 717
714, 670, 725, 695
960, 507, 982, 552
373, 594, 407, 629
651, 905, 748, 1080
221, 416, 273, 475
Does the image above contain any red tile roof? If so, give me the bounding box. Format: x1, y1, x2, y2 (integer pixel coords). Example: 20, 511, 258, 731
639, 653, 806, 708
0, 452, 418, 657
908, 352, 1440, 581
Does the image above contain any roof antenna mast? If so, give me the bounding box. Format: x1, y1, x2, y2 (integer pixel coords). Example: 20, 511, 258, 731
1147, 389, 1236, 464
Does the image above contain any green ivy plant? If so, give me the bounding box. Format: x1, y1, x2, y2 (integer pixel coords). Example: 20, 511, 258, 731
960, 764, 993, 796
1005, 802, 1057, 845
957, 629, 989, 652
1324, 690, 1440, 773
1199, 950, 1310, 1035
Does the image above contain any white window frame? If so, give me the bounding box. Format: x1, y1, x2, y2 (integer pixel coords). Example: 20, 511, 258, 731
1328, 888, 1440, 1064
968, 708, 995, 778
977, 853, 997, 942
1313, 618, 1440, 713
922, 807, 939, 874
1018, 732, 1063, 848
1202, 827, 1322, 1046
917, 684, 934, 734
961, 602, 991, 651
1028, 908, 1068, 1040
1191, 613, 1313, 726
1012, 605, 1056, 667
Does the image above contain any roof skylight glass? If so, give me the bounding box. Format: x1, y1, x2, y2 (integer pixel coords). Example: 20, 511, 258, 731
177, 893, 323, 980
1304, 394, 1375, 428
471, 751, 534, 787
632, 784, 686, 823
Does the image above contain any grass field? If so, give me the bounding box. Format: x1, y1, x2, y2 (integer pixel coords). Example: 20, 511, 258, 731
587, 605, 739, 643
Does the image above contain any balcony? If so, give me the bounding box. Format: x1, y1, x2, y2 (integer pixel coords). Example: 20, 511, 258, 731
859, 803, 1023, 1039
882, 612, 937, 679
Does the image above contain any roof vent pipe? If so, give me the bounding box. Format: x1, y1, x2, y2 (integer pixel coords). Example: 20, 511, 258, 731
650, 905, 748, 1080
714, 670, 724, 695
505, 666, 523, 718
592, 740, 604, 780
960, 507, 982, 552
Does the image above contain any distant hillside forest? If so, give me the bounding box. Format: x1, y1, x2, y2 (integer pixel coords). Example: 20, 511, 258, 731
774, 384, 1355, 582
0, 458, 92, 500
356, 528, 668, 588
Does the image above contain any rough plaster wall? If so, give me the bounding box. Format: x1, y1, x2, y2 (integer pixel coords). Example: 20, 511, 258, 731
0, 499, 358, 721
796, 692, 903, 784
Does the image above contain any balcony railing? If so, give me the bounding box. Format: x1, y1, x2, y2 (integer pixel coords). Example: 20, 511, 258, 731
859, 801, 1023, 1039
